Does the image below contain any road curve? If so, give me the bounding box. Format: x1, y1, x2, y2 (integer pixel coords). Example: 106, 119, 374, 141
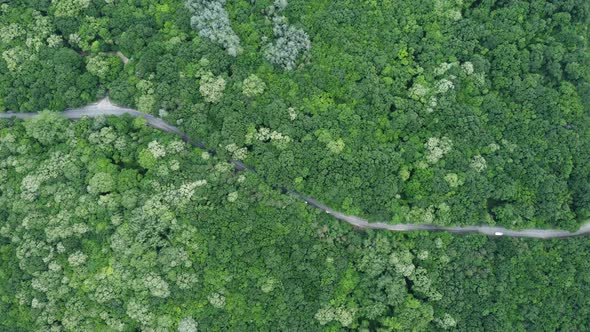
2, 98, 589, 239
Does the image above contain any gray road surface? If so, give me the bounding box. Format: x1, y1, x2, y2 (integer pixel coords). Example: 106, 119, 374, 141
3, 98, 588, 239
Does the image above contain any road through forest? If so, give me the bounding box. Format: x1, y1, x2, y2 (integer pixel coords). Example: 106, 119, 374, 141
2, 97, 589, 239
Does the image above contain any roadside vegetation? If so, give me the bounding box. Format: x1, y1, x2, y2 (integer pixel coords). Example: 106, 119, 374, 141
1, 0, 589, 330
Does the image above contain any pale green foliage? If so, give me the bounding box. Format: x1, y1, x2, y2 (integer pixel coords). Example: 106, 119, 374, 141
288, 107, 297, 120
250, 127, 292, 149
0, 11, 52, 53
0, 23, 23, 43
139, 148, 157, 168
47, 34, 63, 48
260, 276, 278, 293
389, 250, 415, 277
68, 33, 81, 47
410, 267, 442, 300
178, 317, 198, 332
462, 61, 474, 75
175, 272, 198, 290
227, 191, 238, 202
160, 180, 207, 208
435, 79, 455, 94
26, 13, 53, 51
2, 47, 33, 72
167, 140, 186, 154
100, 312, 126, 331
199, 72, 226, 103
158, 247, 191, 270
87, 172, 115, 194
269, 131, 292, 149
157, 315, 175, 330
137, 95, 157, 113
470, 155, 487, 172
147, 140, 166, 158
67, 251, 88, 267
433, 0, 464, 21
265, 16, 311, 70
145, 273, 170, 298
225, 143, 248, 160
425, 137, 453, 164
407, 205, 445, 224
18, 152, 73, 202
327, 138, 345, 154
437, 202, 451, 224
207, 292, 226, 308
52, 0, 91, 17
20, 175, 43, 201
136, 79, 157, 112
314, 306, 335, 325
314, 305, 355, 327
86, 54, 118, 80
94, 283, 116, 304
127, 299, 154, 326
409, 83, 429, 99
444, 173, 463, 187
399, 167, 411, 181
426, 96, 438, 113
417, 250, 429, 260
275, 0, 288, 11
88, 126, 118, 146
433, 62, 455, 76
334, 307, 355, 327
487, 142, 500, 152
434, 313, 457, 330
185, 0, 242, 56
316, 130, 344, 154
242, 74, 266, 97
434, 238, 444, 249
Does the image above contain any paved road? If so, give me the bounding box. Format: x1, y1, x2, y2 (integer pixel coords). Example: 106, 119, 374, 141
2, 98, 589, 239
295, 194, 590, 239
114, 51, 129, 64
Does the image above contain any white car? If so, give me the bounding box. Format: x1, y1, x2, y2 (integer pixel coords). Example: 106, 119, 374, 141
494, 232, 504, 236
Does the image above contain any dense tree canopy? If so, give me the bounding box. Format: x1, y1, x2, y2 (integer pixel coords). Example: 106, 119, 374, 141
2, 116, 590, 331
3, 0, 588, 229
1, 0, 590, 330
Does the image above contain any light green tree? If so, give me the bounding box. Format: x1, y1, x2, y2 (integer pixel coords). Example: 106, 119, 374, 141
242, 74, 266, 97
87, 172, 116, 194
52, 0, 91, 17
199, 72, 226, 103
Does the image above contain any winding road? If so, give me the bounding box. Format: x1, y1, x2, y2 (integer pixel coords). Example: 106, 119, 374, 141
2, 98, 589, 239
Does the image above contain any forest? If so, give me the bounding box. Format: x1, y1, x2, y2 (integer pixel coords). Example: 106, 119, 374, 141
1, 0, 590, 330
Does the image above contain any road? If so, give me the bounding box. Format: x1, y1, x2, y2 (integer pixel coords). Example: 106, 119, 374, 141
296, 194, 590, 239
2, 98, 589, 239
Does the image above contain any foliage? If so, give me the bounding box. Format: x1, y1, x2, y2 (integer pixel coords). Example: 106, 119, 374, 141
51, 0, 91, 17
241, 74, 266, 97
1, 0, 590, 329
198, 71, 226, 103
0, 117, 457, 331
185, 0, 242, 56
86, 53, 122, 82
264, 16, 311, 70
